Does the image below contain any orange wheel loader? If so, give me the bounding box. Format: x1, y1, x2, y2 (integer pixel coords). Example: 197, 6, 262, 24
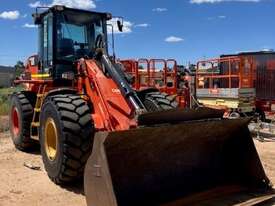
9, 5, 274, 206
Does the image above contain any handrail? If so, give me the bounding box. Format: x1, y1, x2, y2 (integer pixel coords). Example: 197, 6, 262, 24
120, 58, 178, 92
196, 56, 250, 90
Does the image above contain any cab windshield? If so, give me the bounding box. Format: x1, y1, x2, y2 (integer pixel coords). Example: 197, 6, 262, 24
56, 10, 106, 62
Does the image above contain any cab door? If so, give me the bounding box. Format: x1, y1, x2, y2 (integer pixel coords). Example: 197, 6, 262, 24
38, 13, 53, 75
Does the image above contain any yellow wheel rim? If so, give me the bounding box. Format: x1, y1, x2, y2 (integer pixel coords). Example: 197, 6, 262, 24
45, 118, 58, 161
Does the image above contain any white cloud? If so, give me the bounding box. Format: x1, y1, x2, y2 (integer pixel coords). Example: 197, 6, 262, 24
0, 11, 20, 20
261, 47, 274, 52
29, 0, 96, 10
23, 23, 37, 28
191, 0, 261, 4
134, 23, 150, 28
165, 36, 184, 43
52, 0, 96, 9
152, 8, 168, 12
29, 1, 46, 8
208, 15, 227, 20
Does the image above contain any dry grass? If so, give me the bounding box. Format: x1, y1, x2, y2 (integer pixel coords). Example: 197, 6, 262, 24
0, 116, 9, 132
0, 87, 21, 116
0, 103, 10, 116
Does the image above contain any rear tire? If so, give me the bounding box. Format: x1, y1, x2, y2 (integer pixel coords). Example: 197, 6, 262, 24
9, 92, 36, 151
39, 94, 94, 184
143, 92, 178, 112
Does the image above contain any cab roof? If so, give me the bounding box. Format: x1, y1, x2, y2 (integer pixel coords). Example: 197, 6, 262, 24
32, 5, 112, 24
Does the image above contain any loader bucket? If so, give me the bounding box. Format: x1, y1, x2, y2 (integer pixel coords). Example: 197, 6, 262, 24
85, 114, 274, 206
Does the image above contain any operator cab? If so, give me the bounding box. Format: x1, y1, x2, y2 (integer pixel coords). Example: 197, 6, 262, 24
33, 5, 112, 80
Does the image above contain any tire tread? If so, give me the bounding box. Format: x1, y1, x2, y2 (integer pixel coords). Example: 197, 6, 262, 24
10, 92, 36, 151
144, 92, 178, 111
41, 94, 94, 184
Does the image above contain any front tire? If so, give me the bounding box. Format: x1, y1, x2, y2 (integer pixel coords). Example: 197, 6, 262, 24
39, 94, 94, 184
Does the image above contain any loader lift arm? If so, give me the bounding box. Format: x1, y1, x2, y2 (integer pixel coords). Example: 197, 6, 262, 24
97, 50, 147, 113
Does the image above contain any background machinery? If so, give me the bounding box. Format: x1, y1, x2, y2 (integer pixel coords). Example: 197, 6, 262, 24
196, 56, 256, 118
222, 51, 275, 121
120, 58, 192, 108
9, 5, 274, 206
197, 51, 275, 121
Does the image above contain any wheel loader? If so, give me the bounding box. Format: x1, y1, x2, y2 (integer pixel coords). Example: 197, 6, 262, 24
9, 5, 274, 206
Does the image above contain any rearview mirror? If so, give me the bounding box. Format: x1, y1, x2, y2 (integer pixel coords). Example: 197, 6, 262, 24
117, 20, 123, 32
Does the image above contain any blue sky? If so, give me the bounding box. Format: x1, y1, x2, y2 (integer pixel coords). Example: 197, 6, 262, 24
0, 0, 274, 66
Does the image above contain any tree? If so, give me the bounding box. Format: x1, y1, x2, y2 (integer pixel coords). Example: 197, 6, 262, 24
14, 61, 25, 77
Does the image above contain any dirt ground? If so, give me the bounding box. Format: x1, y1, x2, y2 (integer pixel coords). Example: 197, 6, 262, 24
255, 140, 275, 185
0, 115, 275, 206
0, 132, 86, 206
0, 116, 9, 133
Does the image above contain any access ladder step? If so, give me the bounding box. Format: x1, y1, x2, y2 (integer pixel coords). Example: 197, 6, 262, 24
34, 108, 41, 112
31, 135, 39, 141
31, 122, 40, 127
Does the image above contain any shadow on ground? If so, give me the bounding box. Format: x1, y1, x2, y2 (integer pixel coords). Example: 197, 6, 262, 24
60, 179, 85, 196
262, 198, 275, 206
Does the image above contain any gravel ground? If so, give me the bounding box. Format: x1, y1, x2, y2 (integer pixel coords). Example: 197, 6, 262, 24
0, 115, 274, 206
254, 139, 275, 206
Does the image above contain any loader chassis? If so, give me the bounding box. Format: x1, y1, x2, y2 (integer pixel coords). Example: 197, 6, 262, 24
9, 5, 274, 206
10, 5, 178, 183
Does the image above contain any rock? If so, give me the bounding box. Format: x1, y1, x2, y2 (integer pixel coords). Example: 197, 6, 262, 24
23, 162, 41, 171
